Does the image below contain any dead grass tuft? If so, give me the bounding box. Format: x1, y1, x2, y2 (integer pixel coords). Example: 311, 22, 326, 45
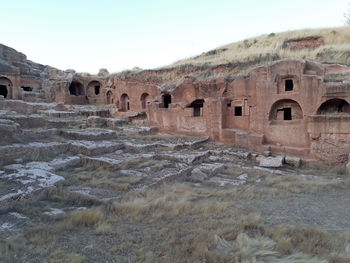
48, 249, 85, 263
60, 208, 104, 229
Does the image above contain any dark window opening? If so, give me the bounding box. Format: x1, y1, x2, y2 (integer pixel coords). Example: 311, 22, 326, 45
285, 79, 294, 91
120, 93, 130, 111
141, 93, 150, 109
234, 106, 243, 116
69, 81, 84, 96
162, 94, 172, 108
21, 86, 33, 92
277, 107, 292, 120
227, 102, 232, 107
317, 98, 350, 115
94, 85, 100, 95
106, 91, 113, 104
0, 85, 8, 98
188, 99, 204, 117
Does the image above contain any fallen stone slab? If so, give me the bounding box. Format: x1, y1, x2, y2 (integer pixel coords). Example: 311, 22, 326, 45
285, 156, 301, 168
259, 156, 284, 168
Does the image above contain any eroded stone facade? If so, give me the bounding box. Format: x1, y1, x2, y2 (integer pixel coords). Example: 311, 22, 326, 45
1, 43, 350, 164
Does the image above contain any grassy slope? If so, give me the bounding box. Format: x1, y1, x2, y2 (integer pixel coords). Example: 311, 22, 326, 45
113, 27, 350, 85
170, 26, 350, 68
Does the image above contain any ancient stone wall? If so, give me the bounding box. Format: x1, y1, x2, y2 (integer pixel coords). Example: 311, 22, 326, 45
2, 42, 350, 164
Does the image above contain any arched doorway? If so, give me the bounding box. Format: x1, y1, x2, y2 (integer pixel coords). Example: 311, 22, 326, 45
140, 93, 149, 109
87, 80, 101, 96
269, 99, 303, 121
316, 98, 350, 115
106, 91, 113, 104
69, 81, 84, 96
0, 77, 12, 98
120, 93, 130, 111
161, 94, 171, 108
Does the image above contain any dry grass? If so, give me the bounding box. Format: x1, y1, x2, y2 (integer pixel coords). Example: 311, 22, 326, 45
94, 222, 113, 235
60, 208, 104, 229
110, 26, 350, 85
1, 179, 350, 262
171, 26, 350, 68
2, 161, 350, 262
48, 249, 85, 263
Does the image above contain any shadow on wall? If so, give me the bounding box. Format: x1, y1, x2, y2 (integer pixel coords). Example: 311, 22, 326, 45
269, 99, 303, 122
69, 81, 84, 96
0, 77, 12, 98
317, 98, 350, 115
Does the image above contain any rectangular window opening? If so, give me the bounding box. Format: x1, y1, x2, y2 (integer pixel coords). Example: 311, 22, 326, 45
234, 106, 243, 116
193, 107, 201, 117
94, 85, 100, 95
285, 79, 294, 91
278, 107, 292, 120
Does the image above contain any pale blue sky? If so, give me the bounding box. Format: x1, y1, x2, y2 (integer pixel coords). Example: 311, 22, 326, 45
1, 0, 349, 73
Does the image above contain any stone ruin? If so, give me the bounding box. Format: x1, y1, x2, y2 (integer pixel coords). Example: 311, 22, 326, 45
1, 43, 350, 166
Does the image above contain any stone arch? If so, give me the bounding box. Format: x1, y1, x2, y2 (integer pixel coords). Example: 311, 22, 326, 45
316, 98, 350, 115
120, 93, 130, 111
0, 77, 12, 99
269, 99, 303, 121
140, 93, 150, 109
87, 80, 101, 95
106, 91, 113, 104
69, 81, 84, 96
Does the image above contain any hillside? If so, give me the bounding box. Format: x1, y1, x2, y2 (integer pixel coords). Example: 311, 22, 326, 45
112, 26, 350, 86
170, 26, 350, 68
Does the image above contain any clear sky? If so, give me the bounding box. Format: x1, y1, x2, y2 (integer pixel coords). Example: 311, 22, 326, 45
1, 0, 349, 73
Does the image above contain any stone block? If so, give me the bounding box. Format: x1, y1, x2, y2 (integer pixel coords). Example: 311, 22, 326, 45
285, 156, 301, 167
259, 156, 284, 168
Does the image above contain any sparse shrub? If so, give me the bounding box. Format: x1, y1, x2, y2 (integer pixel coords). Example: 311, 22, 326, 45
95, 222, 113, 235
268, 32, 276, 37
62, 208, 104, 229
204, 48, 228, 56
267, 225, 335, 256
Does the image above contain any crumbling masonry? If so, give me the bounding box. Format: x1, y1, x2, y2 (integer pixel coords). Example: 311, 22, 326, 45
1, 43, 350, 164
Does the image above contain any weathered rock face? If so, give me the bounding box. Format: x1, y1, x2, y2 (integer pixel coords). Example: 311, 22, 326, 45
0, 43, 73, 102
2, 43, 350, 165
282, 36, 324, 50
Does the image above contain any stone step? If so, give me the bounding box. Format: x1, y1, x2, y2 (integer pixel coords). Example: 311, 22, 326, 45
0, 139, 125, 166
68, 140, 124, 155
60, 129, 118, 140
39, 109, 79, 118
86, 116, 129, 129
66, 105, 111, 118
0, 99, 57, 114
0, 114, 83, 129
